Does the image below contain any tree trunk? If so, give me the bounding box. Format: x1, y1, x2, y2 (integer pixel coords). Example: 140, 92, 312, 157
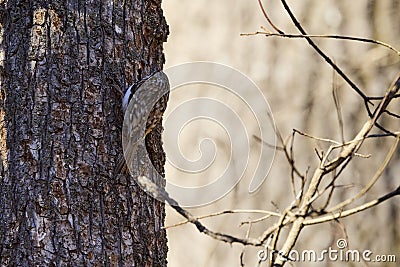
0, 0, 169, 266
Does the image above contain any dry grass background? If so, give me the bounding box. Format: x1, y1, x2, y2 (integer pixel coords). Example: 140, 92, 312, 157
161, 1, 400, 266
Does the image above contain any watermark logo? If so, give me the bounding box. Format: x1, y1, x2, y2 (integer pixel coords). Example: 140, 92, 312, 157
336, 238, 347, 249
122, 62, 276, 207
257, 238, 397, 263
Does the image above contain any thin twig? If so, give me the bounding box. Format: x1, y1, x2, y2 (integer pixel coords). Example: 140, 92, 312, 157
164, 209, 280, 229
304, 186, 400, 225
254, 131, 305, 181
257, 0, 284, 34
294, 129, 342, 145
289, 131, 298, 201
253, 134, 283, 151
332, 73, 345, 144
240, 214, 274, 226
383, 109, 400, 119
240, 32, 400, 56
368, 93, 400, 100
270, 209, 292, 265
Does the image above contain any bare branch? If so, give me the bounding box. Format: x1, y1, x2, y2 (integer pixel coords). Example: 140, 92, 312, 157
326, 133, 399, 213
272, 73, 400, 266
137, 176, 261, 246
279, 0, 372, 107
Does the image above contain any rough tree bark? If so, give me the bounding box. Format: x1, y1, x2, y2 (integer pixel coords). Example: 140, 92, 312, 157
0, 0, 169, 266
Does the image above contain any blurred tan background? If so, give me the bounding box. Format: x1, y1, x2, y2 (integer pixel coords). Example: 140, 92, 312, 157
161, 1, 400, 266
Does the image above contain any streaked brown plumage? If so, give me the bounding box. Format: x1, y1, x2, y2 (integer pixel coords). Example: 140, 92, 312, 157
115, 72, 169, 175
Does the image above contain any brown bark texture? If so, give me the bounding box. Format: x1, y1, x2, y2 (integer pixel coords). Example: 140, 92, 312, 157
0, 0, 169, 266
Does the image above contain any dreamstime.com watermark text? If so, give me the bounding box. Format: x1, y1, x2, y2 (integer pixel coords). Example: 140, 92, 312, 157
257, 239, 397, 263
